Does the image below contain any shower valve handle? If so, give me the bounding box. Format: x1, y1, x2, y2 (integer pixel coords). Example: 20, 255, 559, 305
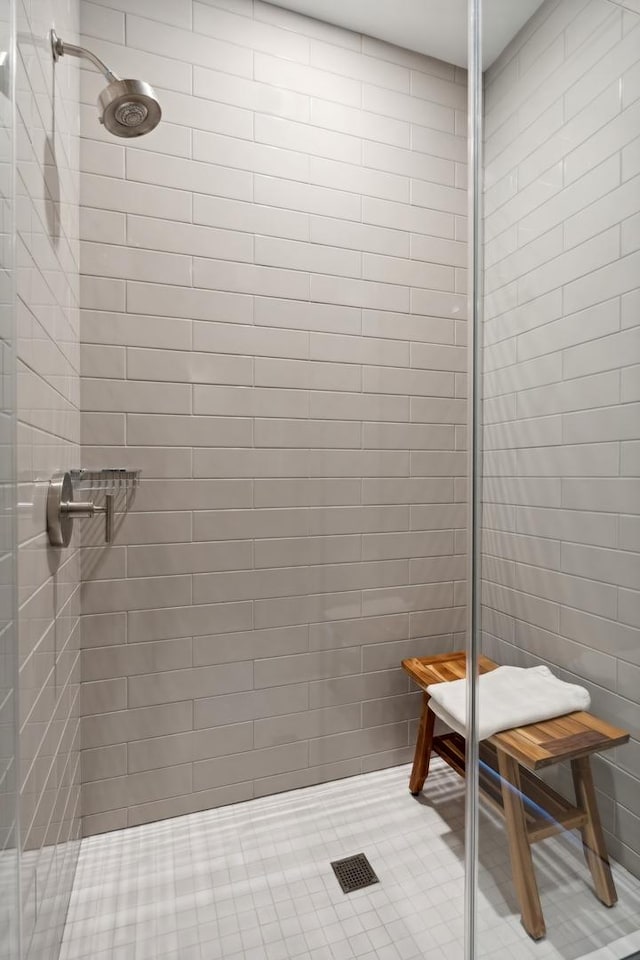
47, 472, 114, 547
61, 499, 103, 517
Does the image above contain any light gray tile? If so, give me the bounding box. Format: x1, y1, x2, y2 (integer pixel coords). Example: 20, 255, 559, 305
128, 662, 253, 708
194, 683, 309, 728
127, 723, 254, 773
254, 705, 361, 748
193, 742, 309, 791
254, 649, 361, 688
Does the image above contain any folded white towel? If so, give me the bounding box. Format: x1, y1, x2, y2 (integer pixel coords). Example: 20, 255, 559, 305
426, 665, 591, 741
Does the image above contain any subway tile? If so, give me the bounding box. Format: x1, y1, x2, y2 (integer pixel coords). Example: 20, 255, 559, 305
254, 173, 361, 221
81, 701, 193, 750
193, 447, 308, 479
127, 215, 253, 264
255, 356, 360, 392
81, 576, 192, 615
80, 412, 124, 446
254, 297, 360, 335
254, 534, 360, 568
362, 581, 454, 617
255, 52, 360, 107
82, 310, 191, 351
128, 601, 253, 643
127, 781, 253, 829
363, 366, 454, 398
310, 155, 409, 203
81, 172, 191, 222
193, 742, 308, 791
81, 638, 191, 682
309, 670, 408, 708
159, 88, 254, 139
310, 39, 410, 92
126, 763, 193, 807
363, 196, 454, 238
310, 98, 410, 149
127, 14, 252, 77
254, 591, 362, 629
562, 542, 640, 591
255, 236, 360, 279
363, 310, 454, 344
308, 613, 409, 650
127, 541, 252, 578
131, 479, 253, 512
362, 478, 454, 504
81, 744, 127, 783
362, 422, 454, 450
81, 612, 127, 649
127, 722, 254, 774
128, 662, 253, 708
194, 683, 309, 728
80, 207, 126, 245
308, 722, 408, 766
82, 241, 192, 287
362, 531, 454, 561
193, 625, 308, 666
194, 63, 310, 120
194, 384, 309, 418
82, 378, 191, 414
193, 257, 310, 301
126, 414, 253, 448
253, 478, 361, 508
193, 508, 309, 542
310, 273, 409, 313
254, 704, 361, 749
309, 391, 408, 422
195, 193, 309, 242
194, 3, 310, 63
126, 348, 253, 386
566, 246, 640, 315
254, 649, 360, 688
255, 112, 361, 163
80, 678, 126, 717
81, 446, 191, 480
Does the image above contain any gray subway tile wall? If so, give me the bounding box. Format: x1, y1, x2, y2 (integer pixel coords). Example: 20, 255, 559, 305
78, 0, 468, 833
482, 0, 640, 876
16, 0, 82, 955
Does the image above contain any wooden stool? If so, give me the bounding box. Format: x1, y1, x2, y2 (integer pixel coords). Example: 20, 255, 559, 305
402, 652, 630, 940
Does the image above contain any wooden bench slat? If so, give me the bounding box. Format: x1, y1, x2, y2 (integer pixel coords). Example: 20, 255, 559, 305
402, 652, 629, 771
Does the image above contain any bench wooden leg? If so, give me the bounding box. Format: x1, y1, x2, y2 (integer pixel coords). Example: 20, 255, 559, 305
409, 693, 435, 796
497, 749, 546, 940
571, 756, 617, 907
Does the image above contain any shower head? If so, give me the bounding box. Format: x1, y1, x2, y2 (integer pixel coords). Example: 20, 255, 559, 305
50, 30, 162, 138
98, 79, 162, 137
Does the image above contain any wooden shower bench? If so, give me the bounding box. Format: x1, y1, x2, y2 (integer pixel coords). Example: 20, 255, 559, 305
402, 652, 629, 940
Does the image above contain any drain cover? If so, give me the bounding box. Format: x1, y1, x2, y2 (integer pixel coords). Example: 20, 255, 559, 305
330, 852, 379, 894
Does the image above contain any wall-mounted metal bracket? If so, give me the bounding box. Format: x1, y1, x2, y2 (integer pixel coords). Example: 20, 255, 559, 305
47, 471, 113, 547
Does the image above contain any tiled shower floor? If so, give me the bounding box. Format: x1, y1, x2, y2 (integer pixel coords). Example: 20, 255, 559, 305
60, 762, 640, 960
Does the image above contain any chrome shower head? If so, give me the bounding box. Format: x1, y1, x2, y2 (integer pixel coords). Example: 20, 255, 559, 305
51, 30, 162, 138
98, 78, 162, 137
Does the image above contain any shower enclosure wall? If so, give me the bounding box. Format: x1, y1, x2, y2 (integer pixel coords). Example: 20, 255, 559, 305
10, 0, 83, 957
481, 0, 640, 879
78, 0, 469, 835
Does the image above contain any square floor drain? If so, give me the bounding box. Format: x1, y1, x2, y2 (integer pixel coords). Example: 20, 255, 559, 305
330, 852, 379, 894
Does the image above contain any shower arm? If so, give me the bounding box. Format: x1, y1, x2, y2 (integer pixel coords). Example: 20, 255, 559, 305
50, 30, 120, 83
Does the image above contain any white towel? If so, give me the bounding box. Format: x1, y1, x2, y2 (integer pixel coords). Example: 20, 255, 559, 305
426, 665, 591, 741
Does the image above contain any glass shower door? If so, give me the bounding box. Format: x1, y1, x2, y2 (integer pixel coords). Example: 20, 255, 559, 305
475, 0, 640, 957
0, 1, 18, 958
